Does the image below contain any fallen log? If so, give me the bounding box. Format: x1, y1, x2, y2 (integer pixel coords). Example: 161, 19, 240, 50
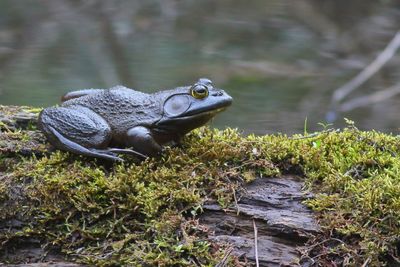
0, 105, 320, 266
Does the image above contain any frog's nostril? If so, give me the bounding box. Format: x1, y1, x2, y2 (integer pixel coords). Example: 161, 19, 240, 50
211, 91, 224, 97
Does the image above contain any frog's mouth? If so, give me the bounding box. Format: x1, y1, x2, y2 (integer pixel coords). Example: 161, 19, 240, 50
180, 106, 228, 118
154, 106, 228, 134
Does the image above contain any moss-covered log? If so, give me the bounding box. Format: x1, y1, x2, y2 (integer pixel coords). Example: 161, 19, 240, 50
1, 105, 399, 266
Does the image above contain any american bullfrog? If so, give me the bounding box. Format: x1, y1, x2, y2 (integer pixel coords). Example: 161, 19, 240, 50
38, 78, 232, 161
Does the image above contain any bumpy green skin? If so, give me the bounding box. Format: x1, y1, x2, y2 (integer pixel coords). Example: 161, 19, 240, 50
1, 123, 400, 266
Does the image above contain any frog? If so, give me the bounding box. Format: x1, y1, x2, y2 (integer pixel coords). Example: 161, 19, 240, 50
38, 78, 232, 161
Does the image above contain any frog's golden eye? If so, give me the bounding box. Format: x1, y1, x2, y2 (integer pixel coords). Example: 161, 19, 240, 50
190, 84, 209, 99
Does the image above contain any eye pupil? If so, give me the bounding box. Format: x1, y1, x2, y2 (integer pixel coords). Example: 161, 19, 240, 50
196, 88, 206, 94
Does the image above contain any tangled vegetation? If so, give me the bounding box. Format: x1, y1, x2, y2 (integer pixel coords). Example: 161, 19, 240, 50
0, 121, 400, 266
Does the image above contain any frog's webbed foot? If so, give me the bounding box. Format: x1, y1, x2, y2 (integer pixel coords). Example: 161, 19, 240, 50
92, 148, 148, 160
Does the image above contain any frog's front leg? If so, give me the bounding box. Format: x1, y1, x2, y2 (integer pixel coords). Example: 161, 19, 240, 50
125, 126, 163, 156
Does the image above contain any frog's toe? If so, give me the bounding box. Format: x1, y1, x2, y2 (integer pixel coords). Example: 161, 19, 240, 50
105, 148, 148, 159
89, 149, 124, 162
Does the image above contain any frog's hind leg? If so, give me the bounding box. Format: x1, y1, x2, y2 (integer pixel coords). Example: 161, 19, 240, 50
39, 106, 123, 161
48, 125, 124, 161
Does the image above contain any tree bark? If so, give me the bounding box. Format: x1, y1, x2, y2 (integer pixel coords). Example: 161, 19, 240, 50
200, 176, 319, 266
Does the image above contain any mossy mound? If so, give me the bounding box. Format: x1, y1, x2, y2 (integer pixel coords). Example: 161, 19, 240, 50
1, 124, 400, 266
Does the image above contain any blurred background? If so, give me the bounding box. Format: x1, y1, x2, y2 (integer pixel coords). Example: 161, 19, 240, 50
0, 0, 400, 134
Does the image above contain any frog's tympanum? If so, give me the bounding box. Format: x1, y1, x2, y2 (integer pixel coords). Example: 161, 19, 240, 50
38, 78, 232, 161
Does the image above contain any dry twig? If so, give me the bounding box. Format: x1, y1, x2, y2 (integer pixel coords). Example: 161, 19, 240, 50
215, 247, 234, 267
332, 30, 400, 104
361, 257, 371, 267
339, 82, 400, 112
253, 219, 259, 267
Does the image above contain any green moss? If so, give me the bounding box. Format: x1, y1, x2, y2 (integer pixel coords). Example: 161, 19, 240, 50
1, 125, 400, 265
22, 107, 43, 114
1, 128, 278, 266
0, 182, 7, 203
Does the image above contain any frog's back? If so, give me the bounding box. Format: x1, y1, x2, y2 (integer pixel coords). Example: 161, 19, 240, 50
62, 86, 161, 131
